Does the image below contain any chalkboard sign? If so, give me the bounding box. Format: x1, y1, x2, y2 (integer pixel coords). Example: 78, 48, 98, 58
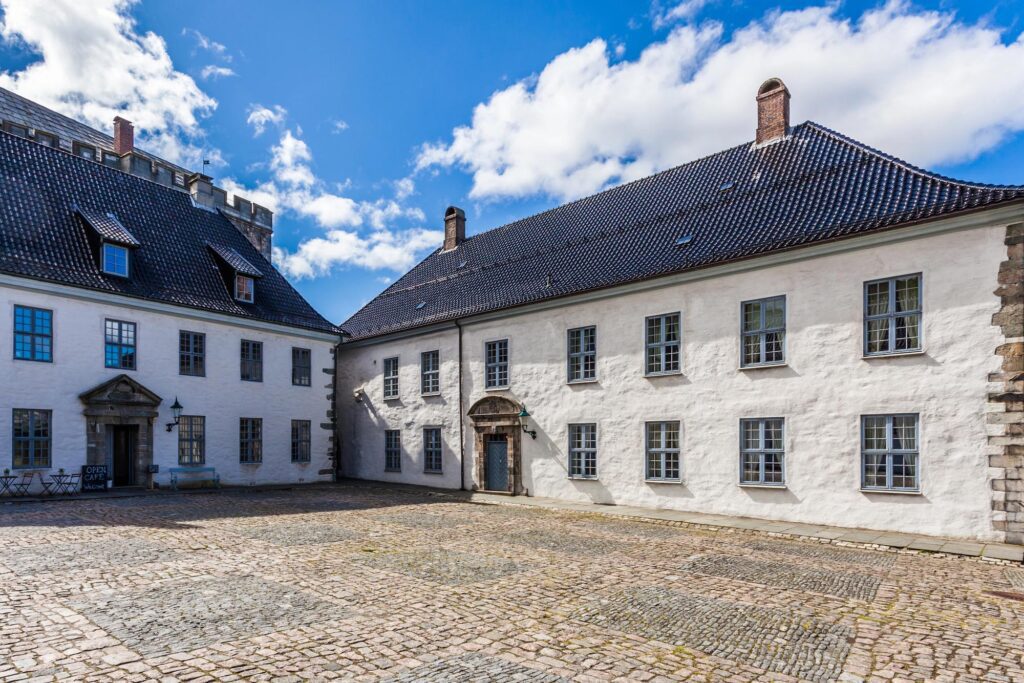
82, 465, 108, 492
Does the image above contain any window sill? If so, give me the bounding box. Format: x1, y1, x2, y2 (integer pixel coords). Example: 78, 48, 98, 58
738, 362, 787, 371
567, 378, 599, 385
240, 462, 262, 466
291, 460, 311, 465
383, 396, 401, 402
485, 386, 510, 392
292, 383, 312, 388
11, 466, 51, 471
420, 392, 442, 398
860, 488, 922, 496
14, 358, 53, 364
645, 478, 683, 484
106, 366, 136, 372
739, 483, 787, 489
568, 475, 599, 481
644, 371, 683, 379
424, 470, 444, 475
384, 469, 402, 474
862, 350, 925, 360
240, 378, 263, 383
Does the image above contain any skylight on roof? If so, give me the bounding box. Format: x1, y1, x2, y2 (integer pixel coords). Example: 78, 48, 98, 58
719, 181, 735, 191
457, 260, 468, 269
675, 235, 694, 246
415, 301, 426, 310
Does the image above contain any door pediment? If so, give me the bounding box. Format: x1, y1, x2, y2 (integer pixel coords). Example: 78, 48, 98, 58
79, 374, 162, 409
467, 396, 521, 421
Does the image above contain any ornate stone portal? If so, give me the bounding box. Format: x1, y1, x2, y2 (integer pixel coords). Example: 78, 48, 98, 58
79, 375, 161, 488
467, 396, 524, 495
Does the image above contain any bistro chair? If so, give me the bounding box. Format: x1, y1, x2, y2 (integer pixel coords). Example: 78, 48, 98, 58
40, 474, 57, 496
9, 472, 35, 496
62, 472, 82, 495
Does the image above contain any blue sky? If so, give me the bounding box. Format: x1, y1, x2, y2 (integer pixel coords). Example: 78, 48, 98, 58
1, 0, 1023, 325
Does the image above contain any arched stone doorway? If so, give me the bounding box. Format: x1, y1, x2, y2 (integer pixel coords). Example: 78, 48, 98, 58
467, 396, 523, 495
79, 375, 161, 488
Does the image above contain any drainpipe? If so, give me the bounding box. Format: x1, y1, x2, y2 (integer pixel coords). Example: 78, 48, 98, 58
455, 319, 465, 491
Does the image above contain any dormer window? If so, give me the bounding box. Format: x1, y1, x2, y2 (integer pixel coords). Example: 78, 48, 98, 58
102, 243, 130, 277
235, 274, 254, 303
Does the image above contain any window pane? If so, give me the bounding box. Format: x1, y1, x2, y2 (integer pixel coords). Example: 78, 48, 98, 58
866, 281, 889, 316
892, 416, 917, 450
895, 277, 920, 312
891, 452, 917, 489
742, 302, 761, 333
863, 452, 887, 488
741, 453, 761, 483
863, 417, 887, 450
866, 319, 889, 354
895, 314, 920, 350
763, 452, 784, 483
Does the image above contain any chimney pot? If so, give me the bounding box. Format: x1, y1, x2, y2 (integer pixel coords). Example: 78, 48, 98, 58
443, 206, 466, 251
755, 78, 790, 146
113, 116, 134, 155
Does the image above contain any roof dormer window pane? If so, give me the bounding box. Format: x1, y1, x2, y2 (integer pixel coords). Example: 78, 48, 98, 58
102, 243, 129, 277
234, 274, 254, 303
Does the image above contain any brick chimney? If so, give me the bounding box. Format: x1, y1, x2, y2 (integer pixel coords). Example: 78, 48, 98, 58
443, 206, 466, 251
113, 116, 134, 155
755, 78, 790, 145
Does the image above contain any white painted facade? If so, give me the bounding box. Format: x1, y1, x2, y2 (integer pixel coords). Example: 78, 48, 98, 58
338, 213, 1019, 542
1, 276, 337, 491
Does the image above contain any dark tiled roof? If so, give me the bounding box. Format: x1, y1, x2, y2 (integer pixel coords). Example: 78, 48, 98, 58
207, 243, 264, 278
343, 122, 1024, 341
77, 207, 141, 247
0, 132, 338, 334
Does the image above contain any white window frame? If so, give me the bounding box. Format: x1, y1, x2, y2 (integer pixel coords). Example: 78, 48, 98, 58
567, 326, 597, 383
568, 423, 598, 479
740, 296, 786, 367
383, 357, 399, 399
421, 350, 440, 395
739, 418, 786, 487
485, 339, 509, 389
645, 313, 681, 376
864, 274, 922, 356
423, 427, 443, 474
645, 421, 681, 482
102, 243, 130, 278
861, 414, 920, 493
234, 274, 255, 303
385, 429, 401, 472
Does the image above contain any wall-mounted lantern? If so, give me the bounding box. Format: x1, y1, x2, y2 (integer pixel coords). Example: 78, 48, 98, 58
165, 397, 183, 432
518, 406, 537, 440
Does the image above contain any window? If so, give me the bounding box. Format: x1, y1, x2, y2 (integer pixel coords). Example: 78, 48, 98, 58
104, 319, 136, 370
73, 142, 96, 160
421, 350, 440, 394
567, 326, 597, 382
485, 339, 509, 388
101, 243, 129, 277
568, 424, 597, 479
862, 414, 919, 492
291, 420, 311, 463
178, 416, 205, 465
14, 306, 52, 362
865, 275, 921, 355
645, 313, 680, 375
179, 331, 205, 376
740, 418, 785, 486
741, 296, 785, 366
33, 131, 58, 148
383, 357, 399, 398
102, 152, 119, 168
12, 409, 51, 469
646, 421, 681, 481
240, 340, 263, 382
240, 418, 263, 464
234, 274, 254, 303
292, 347, 311, 386
385, 430, 401, 472
423, 428, 442, 473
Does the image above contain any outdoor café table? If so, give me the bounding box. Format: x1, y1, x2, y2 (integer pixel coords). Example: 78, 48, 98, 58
45, 473, 72, 495
0, 474, 16, 496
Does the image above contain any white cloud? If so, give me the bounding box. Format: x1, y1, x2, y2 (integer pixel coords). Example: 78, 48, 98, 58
652, 0, 709, 29
417, 2, 1024, 202
246, 103, 287, 136
183, 28, 228, 58
272, 228, 441, 279
200, 65, 235, 80
331, 119, 349, 133
0, 0, 218, 168
394, 177, 415, 200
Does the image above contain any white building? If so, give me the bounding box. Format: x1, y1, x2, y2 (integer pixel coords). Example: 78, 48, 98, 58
0, 92, 339, 491
337, 79, 1024, 544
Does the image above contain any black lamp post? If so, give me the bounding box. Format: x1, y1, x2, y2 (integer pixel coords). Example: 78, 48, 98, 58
518, 406, 537, 440
165, 397, 183, 432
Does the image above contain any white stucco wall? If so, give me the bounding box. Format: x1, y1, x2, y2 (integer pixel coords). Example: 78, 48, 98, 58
338, 221, 1009, 541
0, 284, 336, 490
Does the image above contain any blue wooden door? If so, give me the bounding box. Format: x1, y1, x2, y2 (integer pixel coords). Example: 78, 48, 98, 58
485, 439, 509, 491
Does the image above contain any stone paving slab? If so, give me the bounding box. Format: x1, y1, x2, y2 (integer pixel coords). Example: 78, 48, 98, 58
0, 538, 176, 575
233, 521, 360, 546
354, 548, 525, 585
381, 653, 568, 682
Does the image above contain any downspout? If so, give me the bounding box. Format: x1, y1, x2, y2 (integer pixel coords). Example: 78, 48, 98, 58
455, 319, 465, 491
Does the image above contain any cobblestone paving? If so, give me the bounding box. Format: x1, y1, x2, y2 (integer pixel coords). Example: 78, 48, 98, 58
381, 653, 567, 682
0, 484, 1021, 682
682, 554, 881, 600
572, 586, 852, 682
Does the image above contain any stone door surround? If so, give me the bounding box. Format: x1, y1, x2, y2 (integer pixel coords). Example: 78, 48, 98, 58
79, 374, 162, 488
467, 396, 524, 495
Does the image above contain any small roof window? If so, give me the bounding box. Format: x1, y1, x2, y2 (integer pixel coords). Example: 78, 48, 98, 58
234, 274, 255, 303
675, 234, 694, 246
415, 301, 426, 310
102, 243, 130, 278
719, 180, 735, 191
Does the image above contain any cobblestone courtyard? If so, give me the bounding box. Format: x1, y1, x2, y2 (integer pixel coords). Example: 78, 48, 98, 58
1, 485, 1022, 682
